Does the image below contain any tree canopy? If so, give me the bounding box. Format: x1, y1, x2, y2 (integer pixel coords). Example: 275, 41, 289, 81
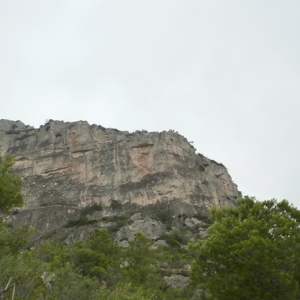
0, 155, 24, 213
189, 197, 300, 300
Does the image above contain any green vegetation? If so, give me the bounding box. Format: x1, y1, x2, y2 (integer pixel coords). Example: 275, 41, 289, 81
190, 197, 300, 300
63, 203, 103, 228
6, 129, 20, 134
102, 215, 131, 233
63, 216, 97, 228
160, 229, 189, 248
80, 203, 103, 216
154, 208, 173, 224
0, 155, 24, 212
110, 199, 122, 210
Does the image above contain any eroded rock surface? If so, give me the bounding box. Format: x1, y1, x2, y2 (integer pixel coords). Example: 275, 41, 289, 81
115, 213, 165, 242
0, 119, 241, 241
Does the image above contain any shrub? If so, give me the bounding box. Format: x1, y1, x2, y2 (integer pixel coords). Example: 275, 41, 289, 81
110, 200, 122, 210
63, 216, 97, 228
80, 204, 103, 217
160, 230, 189, 247
6, 130, 20, 134
102, 215, 130, 233
154, 209, 173, 224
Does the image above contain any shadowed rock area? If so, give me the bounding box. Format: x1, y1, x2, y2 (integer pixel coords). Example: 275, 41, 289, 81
0, 119, 241, 243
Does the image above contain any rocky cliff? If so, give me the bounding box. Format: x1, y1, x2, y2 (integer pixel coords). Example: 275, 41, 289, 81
0, 119, 241, 244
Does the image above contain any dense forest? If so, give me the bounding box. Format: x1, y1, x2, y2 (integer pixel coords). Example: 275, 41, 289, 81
1, 155, 300, 299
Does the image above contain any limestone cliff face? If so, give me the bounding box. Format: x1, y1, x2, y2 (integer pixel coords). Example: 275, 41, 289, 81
0, 119, 241, 240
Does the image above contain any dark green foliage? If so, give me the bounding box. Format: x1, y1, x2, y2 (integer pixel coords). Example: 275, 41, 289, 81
51, 263, 100, 300
110, 199, 122, 210
97, 124, 107, 131
1, 224, 195, 299
0, 221, 33, 256
160, 229, 189, 248
154, 209, 173, 224
120, 232, 168, 295
6, 129, 20, 134
0, 155, 24, 213
210, 159, 225, 168
71, 230, 119, 279
34, 240, 71, 269
97, 283, 159, 299
166, 224, 172, 231
101, 215, 128, 222
80, 203, 103, 216
190, 197, 300, 300
102, 215, 131, 233
63, 216, 97, 228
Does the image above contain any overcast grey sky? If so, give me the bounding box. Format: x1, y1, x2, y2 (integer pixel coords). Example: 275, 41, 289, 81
1, 1, 300, 207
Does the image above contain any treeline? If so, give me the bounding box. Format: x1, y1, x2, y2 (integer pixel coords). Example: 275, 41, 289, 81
0, 225, 194, 299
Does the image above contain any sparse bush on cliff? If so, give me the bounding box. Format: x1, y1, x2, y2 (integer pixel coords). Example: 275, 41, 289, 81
154, 209, 173, 225
63, 216, 97, 228
80, 204, 103, 217
110, 200, 122, 210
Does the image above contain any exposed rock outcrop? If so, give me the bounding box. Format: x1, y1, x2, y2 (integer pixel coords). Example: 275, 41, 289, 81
115, 213, 165, 242
0, 119, 241, 242
164, 275, 189, 289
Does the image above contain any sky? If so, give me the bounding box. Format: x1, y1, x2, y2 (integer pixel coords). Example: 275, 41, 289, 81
1, 1, 300, 207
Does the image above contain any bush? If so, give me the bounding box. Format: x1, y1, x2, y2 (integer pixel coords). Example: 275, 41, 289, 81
102, 215, 130, 233
63, 216, 97, 228
6, 130, 20, 134
160, 230, 189, 248
80, 204, 103, 217
154, 209, 173, 224
110, 200, 122, 210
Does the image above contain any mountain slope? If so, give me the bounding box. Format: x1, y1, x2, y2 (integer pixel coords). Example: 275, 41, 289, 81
0, 119, 241, 243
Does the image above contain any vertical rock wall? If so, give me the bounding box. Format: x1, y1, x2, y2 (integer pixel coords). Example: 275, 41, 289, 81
0, 119, 241, 237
